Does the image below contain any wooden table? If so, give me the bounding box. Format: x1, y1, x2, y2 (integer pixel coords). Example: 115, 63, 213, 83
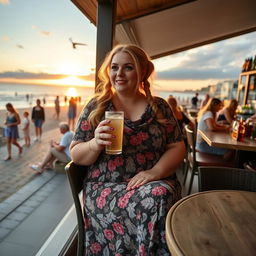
198, 130, 256, 152
165, 190, 256, 256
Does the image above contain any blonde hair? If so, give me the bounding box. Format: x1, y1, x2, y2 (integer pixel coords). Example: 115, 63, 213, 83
87, 44, 162, 128
197, 98, 222, 121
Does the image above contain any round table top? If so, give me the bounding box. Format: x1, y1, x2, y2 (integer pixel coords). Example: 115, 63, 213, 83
166, 190, 256, 256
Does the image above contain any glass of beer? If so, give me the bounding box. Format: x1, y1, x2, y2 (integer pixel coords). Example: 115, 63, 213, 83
105, 111, 124, 154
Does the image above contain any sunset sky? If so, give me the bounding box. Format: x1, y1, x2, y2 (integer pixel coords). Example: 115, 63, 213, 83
1, 0, 256, 91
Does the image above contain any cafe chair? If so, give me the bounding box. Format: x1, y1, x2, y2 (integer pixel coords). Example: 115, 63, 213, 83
183, 125, 234, 195
65, 161, 86, 256
198, 166, 256, 192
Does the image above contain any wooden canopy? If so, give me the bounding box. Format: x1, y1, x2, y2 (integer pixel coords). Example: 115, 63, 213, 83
71, 0, 256, 59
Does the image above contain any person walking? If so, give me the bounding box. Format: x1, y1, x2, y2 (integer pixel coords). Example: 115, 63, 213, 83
67, 97, 77, 130
4, 103, 23, 160
54, 95, 60, 120
22, 111, 30, 147
31, 99, 45, 142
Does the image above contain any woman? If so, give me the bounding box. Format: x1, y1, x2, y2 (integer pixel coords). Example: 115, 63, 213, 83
31, 99, 45, 141
4, 103, 23, 160
70, 44, 185, 255
196, 98, 230, 156
67, 97, 77, 130
217, 99, 238, 124
167, 95, 194, 134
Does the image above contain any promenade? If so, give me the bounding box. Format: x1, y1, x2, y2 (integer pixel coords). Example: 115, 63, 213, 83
0, 104, 83, 255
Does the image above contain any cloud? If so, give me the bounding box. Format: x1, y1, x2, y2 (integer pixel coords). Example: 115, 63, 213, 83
0, 70, 95, 81
156, 32, 256, 80
0, 0, 10, 5
0, 70, 66, 79
1, 35, 10, 41
32, 25, 51, 37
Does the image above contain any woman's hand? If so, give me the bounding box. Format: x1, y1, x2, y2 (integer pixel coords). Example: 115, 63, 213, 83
92, 119, 115, 151
126, 170, 158, 190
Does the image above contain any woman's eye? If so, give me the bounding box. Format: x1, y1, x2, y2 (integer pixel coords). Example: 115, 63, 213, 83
111, 65, 118, 71
125, 65, 133, 71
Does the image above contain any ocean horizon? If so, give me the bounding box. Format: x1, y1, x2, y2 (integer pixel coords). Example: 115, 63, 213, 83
0, 82, 201, 110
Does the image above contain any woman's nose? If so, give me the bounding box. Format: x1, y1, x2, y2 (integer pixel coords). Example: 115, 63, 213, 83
117, 67, 124, 76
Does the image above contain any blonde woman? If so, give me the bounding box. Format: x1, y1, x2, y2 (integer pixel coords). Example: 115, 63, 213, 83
196, 98, 230, 156
217, 99, 238, 124
70, 44, 185, 255
4, 103, 22, 160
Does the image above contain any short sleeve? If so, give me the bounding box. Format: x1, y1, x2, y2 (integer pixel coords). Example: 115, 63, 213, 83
155, 97, 184, 144
202, 111, 213, 121
72, 99, 97, 142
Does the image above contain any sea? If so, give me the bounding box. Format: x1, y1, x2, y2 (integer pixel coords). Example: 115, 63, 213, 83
0, 83, 201, 110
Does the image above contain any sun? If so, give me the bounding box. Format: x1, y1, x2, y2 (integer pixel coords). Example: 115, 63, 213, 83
66, 87, 78, 97
55, 75, 94, 87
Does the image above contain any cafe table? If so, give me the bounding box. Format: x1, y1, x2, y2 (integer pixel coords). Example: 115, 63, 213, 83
165, 190, 256, 256
198, 129, 256, 152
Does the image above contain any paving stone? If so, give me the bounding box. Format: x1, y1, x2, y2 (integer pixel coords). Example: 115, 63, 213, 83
0, 227, 11, 240
0, 219, 19, 229
7, 211, 27, 222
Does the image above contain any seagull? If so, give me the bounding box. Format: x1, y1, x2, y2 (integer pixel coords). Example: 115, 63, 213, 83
69, 38, 87, 49
16, 44, 24, 49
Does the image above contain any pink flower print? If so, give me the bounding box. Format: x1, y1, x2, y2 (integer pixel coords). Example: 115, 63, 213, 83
145, 152, 154, 160
148, 221, 154, 235
124, 127, 132, 134
124, 190, 135, 199
96, 196, 106, 209
101, 188, 111, 197
136, 153, 146, 165
91, 169, 100, 178
84, 217, 91, 228
115, 254, 123, 256
92, 184, 99, 190
108, 160, 117, 172
90, 242, 101, 254
138, 132, 149, 141
114, 156, 124, 167
139, 244, 146, 256
166, 124, 174, 133
81, 120, 90, 131
112, 222, 125, 235
117, 196, 129, 208
109, 243, 115, 251
151, 186, 167, 196
136, 211, 141, 220
104, 229, 114, 240
130, 135, 142, 146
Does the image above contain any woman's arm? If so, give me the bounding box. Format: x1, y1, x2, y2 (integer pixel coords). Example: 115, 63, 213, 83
205, 118, 229, 131
127, 140, 185, 190
223, 108, 233, 124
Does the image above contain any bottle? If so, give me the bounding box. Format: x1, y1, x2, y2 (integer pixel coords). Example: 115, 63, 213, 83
237, 117, 245, 142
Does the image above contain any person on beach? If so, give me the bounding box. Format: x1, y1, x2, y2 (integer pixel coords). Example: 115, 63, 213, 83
31, 99, 45, 142
22, 111, 30, 147
4, 103, 23, 160
70, 44, 185, 255
191, 92, 199, 108
67, 97, 77, 130
30, 122, 74, 173
200, 93, 210, 109
54, 95, 60, 120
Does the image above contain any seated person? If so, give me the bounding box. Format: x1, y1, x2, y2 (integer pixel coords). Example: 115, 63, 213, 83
217, 99, 238, 124
30, 122, 74, 173
167, 95, 194, 135
70, 44, 185, 255
196, 98, 230, 157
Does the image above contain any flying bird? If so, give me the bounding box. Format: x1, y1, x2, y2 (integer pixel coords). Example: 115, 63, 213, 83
16, 44, 24, 49
69, 38, 87, 49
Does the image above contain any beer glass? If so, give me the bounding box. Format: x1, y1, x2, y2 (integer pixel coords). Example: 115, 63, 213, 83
105, 111, 124, 154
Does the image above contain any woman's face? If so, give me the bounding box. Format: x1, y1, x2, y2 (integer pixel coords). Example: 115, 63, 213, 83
109, 51, 138, 94
215, 102, 223, 112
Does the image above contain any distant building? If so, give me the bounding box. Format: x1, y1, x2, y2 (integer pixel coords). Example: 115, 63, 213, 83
220, 80, 238, 100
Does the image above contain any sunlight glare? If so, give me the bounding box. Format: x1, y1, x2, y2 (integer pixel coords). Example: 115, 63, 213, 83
66, 87, 78, 97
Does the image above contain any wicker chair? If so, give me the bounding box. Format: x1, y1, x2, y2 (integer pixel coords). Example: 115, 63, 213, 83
65, 161, 86, 256
198, 166, 256, 192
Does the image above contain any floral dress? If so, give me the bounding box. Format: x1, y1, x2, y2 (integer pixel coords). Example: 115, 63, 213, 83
73, 97, 183, 256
